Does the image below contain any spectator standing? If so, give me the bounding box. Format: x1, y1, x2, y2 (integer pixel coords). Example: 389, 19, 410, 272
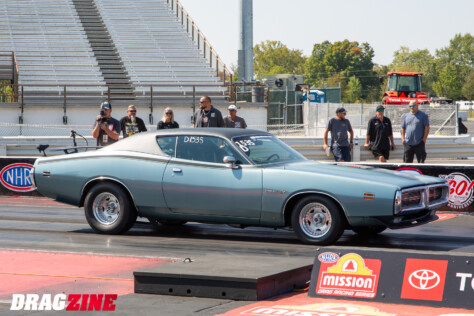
224, 105, 247, 128
157, 107, 179, 129
92, 101, 120, 146
120, 105, 147, 138
401, 101, 430, 163
323, 107, 354, 162
364, 105, 395, 162
193, 96, 224, 128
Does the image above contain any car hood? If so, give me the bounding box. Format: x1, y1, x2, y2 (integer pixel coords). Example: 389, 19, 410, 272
270, 161, 445, 189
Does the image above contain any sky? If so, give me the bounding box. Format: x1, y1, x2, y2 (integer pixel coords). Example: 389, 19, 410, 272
178, 0, 473, 69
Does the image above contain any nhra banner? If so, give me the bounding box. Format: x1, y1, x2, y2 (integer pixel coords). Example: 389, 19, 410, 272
355, 163, 474, 214
309, 247, 474, 309
0, 158, 40, 196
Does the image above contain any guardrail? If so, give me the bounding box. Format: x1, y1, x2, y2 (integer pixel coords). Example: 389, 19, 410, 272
1, 135, 473, 160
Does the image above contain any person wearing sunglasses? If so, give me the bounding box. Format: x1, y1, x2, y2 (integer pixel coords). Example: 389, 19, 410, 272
401, 100, 430, 163
157, 107, 179, 129
364, 105, 395, 163
192, 95, 224, 128
120, 104, 147, 138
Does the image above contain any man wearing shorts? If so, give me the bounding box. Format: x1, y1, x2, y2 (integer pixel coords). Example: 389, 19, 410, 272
365, 105, 395, 162
323, 107, 354, 162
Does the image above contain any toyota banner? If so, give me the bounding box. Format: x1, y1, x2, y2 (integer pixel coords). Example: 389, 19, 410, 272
309, 247, 474, 309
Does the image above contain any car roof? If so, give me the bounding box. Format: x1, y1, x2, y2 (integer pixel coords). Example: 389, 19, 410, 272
102, 128, 272, 155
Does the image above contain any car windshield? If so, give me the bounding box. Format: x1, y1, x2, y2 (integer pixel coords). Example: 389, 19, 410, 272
232, 135, 306, 165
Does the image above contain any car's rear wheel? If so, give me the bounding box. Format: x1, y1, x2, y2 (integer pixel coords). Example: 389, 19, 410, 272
84, 183, 137, 234
291, 196, 345, 245
351, 225, 386, 235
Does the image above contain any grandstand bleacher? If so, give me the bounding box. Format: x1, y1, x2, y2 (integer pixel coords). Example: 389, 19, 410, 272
0, 0, 228, 104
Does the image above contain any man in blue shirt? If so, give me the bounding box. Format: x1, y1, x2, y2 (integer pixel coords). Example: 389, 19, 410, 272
323, 107, 354, 162
401, 101, 430, 163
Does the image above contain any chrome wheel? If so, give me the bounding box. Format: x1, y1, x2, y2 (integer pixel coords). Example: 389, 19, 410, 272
299, 202, 332, 238
92, 192, 120, 225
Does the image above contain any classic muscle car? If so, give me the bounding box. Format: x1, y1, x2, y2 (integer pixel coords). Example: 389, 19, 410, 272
31, 128, 449, 245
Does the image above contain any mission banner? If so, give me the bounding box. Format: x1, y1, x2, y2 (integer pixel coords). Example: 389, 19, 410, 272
309, 247, 474, 309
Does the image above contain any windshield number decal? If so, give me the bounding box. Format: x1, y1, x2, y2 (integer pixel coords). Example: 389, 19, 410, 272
183, 136, 204, 144
235, 139, 255, 152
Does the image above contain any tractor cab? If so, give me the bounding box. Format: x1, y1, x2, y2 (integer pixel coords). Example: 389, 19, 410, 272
382, 72, 429, 105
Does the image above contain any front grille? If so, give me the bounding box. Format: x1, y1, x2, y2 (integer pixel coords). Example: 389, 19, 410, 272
397, 184, 449, 214
401, 189, 425, 209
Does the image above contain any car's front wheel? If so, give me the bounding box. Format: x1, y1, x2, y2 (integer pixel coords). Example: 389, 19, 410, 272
291, 196, 345, 245
84, 183, 137, 234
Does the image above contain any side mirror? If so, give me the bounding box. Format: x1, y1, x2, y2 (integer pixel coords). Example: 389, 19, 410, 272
223, 156, 237, 169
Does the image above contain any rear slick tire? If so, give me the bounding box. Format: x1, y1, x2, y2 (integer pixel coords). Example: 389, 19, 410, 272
291, 196, 345, 245
84, 183, 137, 234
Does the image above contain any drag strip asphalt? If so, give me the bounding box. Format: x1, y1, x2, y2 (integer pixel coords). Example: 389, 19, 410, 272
0, 197, 473, 315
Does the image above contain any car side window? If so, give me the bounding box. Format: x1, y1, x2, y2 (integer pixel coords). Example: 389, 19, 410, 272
176, 136, 248, 164
156, 136, 177, 157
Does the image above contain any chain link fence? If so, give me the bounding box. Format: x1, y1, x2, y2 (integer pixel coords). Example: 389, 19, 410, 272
304, 103, 458, 137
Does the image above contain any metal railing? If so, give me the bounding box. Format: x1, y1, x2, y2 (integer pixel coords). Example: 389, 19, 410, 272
1, 134, 472, 159
167, 0, 232, 85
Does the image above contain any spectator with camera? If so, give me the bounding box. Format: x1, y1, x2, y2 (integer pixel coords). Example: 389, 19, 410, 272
92, 101, 120, 146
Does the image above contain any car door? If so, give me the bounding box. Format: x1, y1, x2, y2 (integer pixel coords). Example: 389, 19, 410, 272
162, 135, 262, 220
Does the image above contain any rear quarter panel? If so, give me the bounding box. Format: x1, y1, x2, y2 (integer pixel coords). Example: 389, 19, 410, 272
34, 154, 170, 215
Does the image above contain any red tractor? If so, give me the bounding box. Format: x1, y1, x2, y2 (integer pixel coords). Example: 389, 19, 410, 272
382, 72, 430, 105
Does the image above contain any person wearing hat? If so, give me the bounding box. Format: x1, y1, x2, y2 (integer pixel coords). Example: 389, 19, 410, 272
364, 105, 395, 163
192, 95, 224, 128
224, 105, 247, 128
92, 101, 120, 146
401, 100, 430, 163
323, 107, 354, 162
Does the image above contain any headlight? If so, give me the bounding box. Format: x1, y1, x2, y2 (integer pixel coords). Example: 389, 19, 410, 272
394, 190, 402, 214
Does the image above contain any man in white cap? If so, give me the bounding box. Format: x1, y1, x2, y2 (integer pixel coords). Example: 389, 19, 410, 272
224, 104, 247, 128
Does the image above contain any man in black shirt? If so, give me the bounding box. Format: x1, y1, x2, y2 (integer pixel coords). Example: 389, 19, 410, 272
364, 105, 395, 162
192, 95, 224, 128
120, 105, 147, 138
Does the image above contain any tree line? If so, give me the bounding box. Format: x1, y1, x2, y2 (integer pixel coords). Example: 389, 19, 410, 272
245, 33, 473, 103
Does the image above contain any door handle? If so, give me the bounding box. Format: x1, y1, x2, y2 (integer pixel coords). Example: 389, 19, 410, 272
172, 168, 182, 173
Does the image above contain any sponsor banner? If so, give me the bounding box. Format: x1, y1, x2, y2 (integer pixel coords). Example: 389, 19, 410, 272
0, 158, 41, 196
308, 248, 474, 309
357, 163, 474, 214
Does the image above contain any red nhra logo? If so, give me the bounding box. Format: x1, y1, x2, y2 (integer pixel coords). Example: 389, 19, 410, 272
0, 163, 36, 192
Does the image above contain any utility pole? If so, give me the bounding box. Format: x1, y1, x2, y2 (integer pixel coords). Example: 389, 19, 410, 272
238, 0, 253, 82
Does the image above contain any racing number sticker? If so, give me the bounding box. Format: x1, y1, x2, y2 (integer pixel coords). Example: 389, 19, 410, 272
439, 172, 474, 209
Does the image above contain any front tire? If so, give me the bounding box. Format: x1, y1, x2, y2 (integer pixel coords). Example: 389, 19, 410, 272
291, 196, 345, 245
84, 183, 137, 234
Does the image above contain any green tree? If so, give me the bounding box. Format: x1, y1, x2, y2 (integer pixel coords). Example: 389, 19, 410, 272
304, 40, 378, 101
344, 76, 363, 103
253, 40, 306, 79
462, 70, 474, 100
434, 33, 474, 99
432, 62, 464, 99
